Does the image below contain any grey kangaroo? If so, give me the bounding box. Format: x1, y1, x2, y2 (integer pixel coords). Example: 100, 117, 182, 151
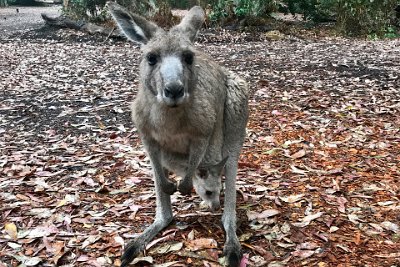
162, 152, 228, 211
107, 2, 249, 266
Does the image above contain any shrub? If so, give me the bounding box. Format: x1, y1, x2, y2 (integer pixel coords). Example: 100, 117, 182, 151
284, 0, 335, 22
209, 0, 275, 25
63, 0, 107, 20
283, 0, 398, 36
61, 0, 399, 37
336, 0, 398, 36
63, 0, 175, 24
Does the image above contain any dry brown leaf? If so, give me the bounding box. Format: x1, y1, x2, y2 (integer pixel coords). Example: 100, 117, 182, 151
185, 238, 218, 251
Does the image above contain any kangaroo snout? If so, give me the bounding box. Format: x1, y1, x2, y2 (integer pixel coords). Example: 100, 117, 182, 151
210, 201, 221, 212
164, 83, 184, 99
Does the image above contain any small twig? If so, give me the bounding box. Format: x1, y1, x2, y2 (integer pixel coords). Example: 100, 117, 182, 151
104, 26, 115, 42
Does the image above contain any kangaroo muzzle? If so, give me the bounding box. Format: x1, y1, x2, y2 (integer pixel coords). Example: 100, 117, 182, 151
160, 56, 186, 106
164, 82, 184, 100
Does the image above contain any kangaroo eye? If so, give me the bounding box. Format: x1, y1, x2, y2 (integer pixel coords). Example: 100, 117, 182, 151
205, 190, 213, 196
147, 53, 158, 66
183, 51, 194, 65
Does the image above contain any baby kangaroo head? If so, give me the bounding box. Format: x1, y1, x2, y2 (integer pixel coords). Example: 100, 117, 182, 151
193, 157, 228, 212
107, 2, 205, 108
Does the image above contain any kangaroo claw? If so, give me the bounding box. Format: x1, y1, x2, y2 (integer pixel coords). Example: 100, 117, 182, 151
121, 241, 142, 267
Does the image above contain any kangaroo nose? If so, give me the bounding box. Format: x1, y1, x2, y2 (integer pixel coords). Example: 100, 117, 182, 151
210, 201, 221, 212
164, 83, 184, 99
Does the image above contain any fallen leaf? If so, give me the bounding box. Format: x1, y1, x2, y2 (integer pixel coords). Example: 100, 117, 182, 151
380, 221, 399, 233
247, 209, 280, 220
336, 197, 347, 213
185, 238, 218, 251
353, 231, 361, 245
150, 242, 183, 254
373, 252, 400, 258
290, 149, 307, 159
81, 235, 101, 249
279, 194, 304, 203
292, 212, 324, 227
9, 255, 42, 266
5, 222, 18, 239
290, 165, 308, 175
348, 214, 360, 224
153, 261, 180, 267
292, 249, 315, 259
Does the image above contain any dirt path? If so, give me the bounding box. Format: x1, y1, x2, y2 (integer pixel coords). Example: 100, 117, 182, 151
0, 5, 61, 38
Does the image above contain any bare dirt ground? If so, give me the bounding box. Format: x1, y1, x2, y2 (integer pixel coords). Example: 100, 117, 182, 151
0, 9, 399, 267
0, 5, 61, 38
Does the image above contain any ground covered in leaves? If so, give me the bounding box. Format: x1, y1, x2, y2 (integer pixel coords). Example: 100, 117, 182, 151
1, 16, 399, 267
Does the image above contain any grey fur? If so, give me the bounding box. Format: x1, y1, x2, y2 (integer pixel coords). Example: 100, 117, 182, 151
107, 2, 248, 266
162, 152, 228, 211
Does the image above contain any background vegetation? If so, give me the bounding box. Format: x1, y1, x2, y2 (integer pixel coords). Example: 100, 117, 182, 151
1, 0, 399, 37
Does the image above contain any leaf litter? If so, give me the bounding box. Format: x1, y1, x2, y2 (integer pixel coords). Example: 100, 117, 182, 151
0, 22, 399, 267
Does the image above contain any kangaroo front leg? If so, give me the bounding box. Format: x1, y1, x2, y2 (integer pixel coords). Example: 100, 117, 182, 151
178, 138, 208, 195
121, 160, 174, 267
222, 158, 242, 267
143, 138, 177, 195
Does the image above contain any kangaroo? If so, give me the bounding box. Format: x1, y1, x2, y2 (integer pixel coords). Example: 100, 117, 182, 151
107, 2, 249, 266
193, 157, 228, 211
162, 151, 228, 211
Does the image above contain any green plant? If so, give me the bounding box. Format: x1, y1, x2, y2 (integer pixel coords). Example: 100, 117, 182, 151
383, 26, 400, 38
336, 0, 398, 36
285, 0, 335, 22
209, 0, 275, 24
63, 0, 88, 20
208, 0, 233, 23
282, 0, 399, 36
63, 0, 175, 24
63, 0, 108, 21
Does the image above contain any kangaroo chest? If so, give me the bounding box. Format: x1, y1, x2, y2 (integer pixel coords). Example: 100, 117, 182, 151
150, 128, 190, 154
133, 92, 217, 156
146, 108, 193, 154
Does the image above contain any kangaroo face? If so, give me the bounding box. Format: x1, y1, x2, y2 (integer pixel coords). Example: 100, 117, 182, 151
193, 169, 222, 211
193, 157, 228, 212
107, 2, 204, 108
140, 35, 197, 108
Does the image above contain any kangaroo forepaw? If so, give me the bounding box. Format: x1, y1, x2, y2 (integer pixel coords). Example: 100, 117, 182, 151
121, 240, 142, 267
223, 243, 242, 267
162, 180, 177, 195
177, 178, 192, 195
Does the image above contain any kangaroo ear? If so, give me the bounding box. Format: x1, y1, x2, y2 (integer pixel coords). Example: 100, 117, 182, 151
107, 1, 160, 44
218, 156, 229, 169
211, 156, 228, 175
174, 6, 205, 42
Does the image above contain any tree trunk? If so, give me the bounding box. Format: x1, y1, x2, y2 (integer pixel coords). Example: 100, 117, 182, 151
41, 13, 84, 30
41, 13, 124, 38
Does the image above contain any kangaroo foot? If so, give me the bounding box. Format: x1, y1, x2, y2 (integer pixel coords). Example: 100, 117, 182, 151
223, 241, 242, 267
177, 177, 193, 195
161, 180, 177, 195
121, 240, 142, 267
